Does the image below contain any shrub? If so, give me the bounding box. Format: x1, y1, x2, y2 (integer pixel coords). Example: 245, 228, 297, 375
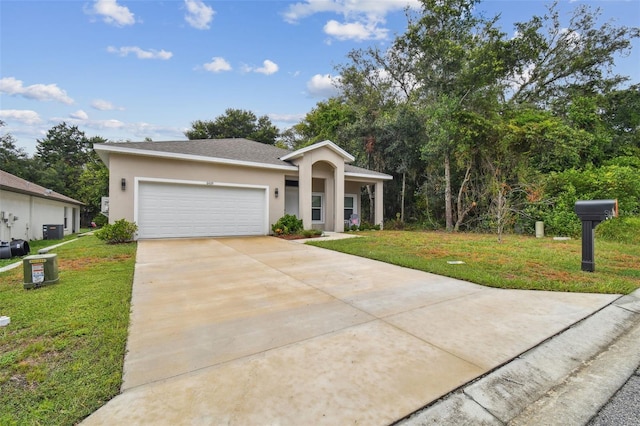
271, 214, 303, 235
92, 215, 108, 227
95, 219, 138, 244
596, 216, 640, 245
301, 229, 323, 238
384, 213, 405, 230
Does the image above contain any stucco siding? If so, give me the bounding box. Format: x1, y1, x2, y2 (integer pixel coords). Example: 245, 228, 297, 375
0, 189, 80, 240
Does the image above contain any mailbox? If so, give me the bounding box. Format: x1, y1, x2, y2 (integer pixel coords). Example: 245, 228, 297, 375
574, 199, 618, 272
574, 200, 618, 222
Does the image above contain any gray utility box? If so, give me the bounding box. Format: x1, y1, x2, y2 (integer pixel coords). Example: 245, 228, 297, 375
23, 254, 59, 289
43, 224, 64, 240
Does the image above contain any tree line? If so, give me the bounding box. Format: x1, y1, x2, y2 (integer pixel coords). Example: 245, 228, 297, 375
284, 0, 640, 237
1, 0, 638, 236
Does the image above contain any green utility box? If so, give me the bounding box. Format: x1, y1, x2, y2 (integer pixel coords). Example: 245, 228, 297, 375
23, 254, 59, 289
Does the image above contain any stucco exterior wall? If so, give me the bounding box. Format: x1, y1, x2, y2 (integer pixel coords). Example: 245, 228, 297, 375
107, 154, 286, 229
292, 147, 346, 233
0, 189, 80, 241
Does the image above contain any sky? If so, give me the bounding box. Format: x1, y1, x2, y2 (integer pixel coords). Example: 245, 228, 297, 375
1, 0, 639, 155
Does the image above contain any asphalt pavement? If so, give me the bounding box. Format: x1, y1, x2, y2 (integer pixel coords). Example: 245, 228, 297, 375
588, 365, 640, 426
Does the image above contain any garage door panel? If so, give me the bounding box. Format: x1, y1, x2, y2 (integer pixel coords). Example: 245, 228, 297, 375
137, 182, 266, 239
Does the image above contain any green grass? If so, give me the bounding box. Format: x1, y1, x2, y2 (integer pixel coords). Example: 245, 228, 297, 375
0, 230, 92, 269
308, 231, 640, 294
0, 235, 135, 425
1, 229, 637, 424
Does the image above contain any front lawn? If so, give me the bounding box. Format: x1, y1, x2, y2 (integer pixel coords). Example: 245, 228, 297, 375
0, 232, 86, 269
0, 235, 135, 425
309, 231, 640, 294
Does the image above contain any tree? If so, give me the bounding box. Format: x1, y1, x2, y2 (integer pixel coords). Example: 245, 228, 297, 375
34, 122, 92, 198
290, 98, 356, 148
78, 137, 110, 222
507, 2, 640, 107
308, 0, 638, 233
0, 121, 29, 176
185, 108, 279, 144
399, 0, 510, 230
601, 84, 640, 156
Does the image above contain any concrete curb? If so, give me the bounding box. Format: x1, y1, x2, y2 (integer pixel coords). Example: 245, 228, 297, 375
397, 289, 640, 426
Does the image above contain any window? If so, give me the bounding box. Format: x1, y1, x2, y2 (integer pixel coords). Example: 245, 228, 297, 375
344, 195, 357, 220
64, 207, 68, 229
312, 193, 323, 223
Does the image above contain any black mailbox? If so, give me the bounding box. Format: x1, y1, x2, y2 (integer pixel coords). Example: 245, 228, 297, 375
574, 199, 618, 272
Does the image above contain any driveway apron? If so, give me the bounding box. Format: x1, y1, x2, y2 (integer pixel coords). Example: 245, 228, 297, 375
82, 237, 618, 425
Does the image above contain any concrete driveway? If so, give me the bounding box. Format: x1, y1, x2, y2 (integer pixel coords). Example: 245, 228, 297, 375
83, 237, 617, 425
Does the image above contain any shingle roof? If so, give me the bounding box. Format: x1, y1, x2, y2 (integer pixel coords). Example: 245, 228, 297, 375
0, 170, 84, 205
95, 139, 392, 179
102, 138, 292, 167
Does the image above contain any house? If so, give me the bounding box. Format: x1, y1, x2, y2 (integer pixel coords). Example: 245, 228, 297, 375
0, 170, 83, 241
93, 139, 392, 239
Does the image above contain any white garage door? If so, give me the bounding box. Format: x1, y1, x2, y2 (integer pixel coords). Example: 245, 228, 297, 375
137, 181, 267, 239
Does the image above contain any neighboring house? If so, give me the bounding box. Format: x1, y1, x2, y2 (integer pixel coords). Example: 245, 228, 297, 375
0, 170, 83, 241
94, 139, 393, 239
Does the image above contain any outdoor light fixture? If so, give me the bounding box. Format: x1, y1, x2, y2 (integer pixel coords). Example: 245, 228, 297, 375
275, 187, 279, 198
121, 178, 126, 191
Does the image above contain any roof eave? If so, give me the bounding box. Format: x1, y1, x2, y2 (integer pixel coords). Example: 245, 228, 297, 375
93, 144, 298, 172
0, 186, 84, 205
345, 171, 394, 181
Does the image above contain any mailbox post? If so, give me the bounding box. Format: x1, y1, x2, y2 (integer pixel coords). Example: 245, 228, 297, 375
574, 200, 618, 272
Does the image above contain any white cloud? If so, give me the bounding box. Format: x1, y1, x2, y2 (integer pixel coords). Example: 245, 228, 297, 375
70, 110, 89, 120
324, 19, 388, 41
91, 99, 123, 111
0, 109, 42, 125
283, 0, 420, 41
284, 0, 421, 22
306, 74, 341, 98
253, 60, 280, 75
269, 113, 305, 124
561, 27, 582, 50
107, 46, 173, 60
184, 0, 215, 30
203, 57, 232, 73
90, 0, 136, 26
0, 77, 74, 104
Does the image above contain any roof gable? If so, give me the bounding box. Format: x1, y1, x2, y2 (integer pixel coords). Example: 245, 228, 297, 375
279, 140, 355, 162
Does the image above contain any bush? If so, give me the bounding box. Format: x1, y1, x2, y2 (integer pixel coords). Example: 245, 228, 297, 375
92, 215, 108, 227
95, 219, 138, 244
301, 229, 323, 238
384, 213, 405, 230
271, 214, 303, 235
596, 216, 640, 245
525, 163, 640, 237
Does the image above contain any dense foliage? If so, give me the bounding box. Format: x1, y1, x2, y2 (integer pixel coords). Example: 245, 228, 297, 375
185, 108, 279, 144
292, 0, 639, 237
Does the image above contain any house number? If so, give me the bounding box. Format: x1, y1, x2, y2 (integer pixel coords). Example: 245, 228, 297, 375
206, 181, 215, 186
